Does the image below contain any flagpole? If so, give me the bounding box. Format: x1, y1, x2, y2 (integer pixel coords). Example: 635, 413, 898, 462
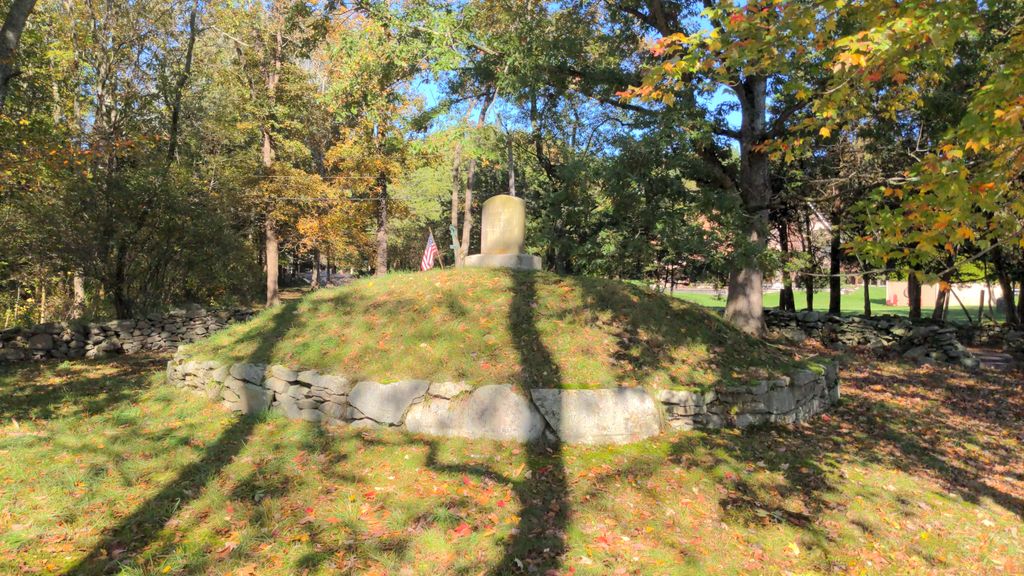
430, 227, 445, 269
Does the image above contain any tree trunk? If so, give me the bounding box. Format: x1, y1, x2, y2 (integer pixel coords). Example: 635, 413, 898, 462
777, 221, 795, 311
0, 0, 38, 109
1017, 278, 1024, 325
724, 76, 770, 336
862, 272, 871, 318
459, 92, 494, 264
311, 248, 320, 289
375, 175, 388, 276
265, 220, 280, 307
932, 285, 948, 320
992, 247, 1019, 325
451, 139, 463, 266
908, 272, 922, 319
166, 2, 199, 162
828, 213, 842, 316
804, 274, 814, 311
71, 273, 86, 319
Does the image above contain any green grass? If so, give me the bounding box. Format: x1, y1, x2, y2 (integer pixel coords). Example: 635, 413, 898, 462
674, 286, 1002, 324
1, 355, 1022, 574
188, 269, 807, 391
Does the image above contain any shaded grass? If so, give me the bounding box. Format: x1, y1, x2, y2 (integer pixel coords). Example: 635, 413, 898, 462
188, 269, 805, 391
1, 353, 1022, 574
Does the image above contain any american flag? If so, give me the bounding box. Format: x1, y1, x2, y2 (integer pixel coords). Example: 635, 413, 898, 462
420, 231, 440, 271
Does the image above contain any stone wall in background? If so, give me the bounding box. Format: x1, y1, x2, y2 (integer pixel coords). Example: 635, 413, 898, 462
0, 307, 254, 363
764, 310, 988, 368
166, 352, 841, 445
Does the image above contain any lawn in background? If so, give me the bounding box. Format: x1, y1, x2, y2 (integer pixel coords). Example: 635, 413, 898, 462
673, 285, 1003, 324
1, 355, 1022, 575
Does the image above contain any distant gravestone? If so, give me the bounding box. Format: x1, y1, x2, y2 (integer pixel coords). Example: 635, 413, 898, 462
465, 195, 541, 270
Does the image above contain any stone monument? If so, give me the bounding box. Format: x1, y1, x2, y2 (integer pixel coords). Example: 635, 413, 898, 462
465, 195, 542, 270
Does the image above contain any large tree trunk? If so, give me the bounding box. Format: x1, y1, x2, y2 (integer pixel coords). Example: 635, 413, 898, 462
724, 76, 770, 336
828, 212, 842, 316
991, 247, 1019, 325
265, 220, 280, 307
908, 272, 922, 319
0, 0, 37, 109
261, 24, 282, 306
375, 175, 388, 276
777, 221, 795, 311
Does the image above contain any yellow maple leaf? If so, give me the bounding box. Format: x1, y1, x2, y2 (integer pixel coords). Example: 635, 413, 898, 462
819, 126, 832, 138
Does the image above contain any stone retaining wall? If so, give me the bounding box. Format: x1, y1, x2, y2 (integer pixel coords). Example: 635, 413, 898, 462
0, 307, 254, 363
167, 353, 841, 445
765, 310, 981, 368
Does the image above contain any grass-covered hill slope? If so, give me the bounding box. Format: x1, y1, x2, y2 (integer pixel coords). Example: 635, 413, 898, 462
188, 269, 808, 390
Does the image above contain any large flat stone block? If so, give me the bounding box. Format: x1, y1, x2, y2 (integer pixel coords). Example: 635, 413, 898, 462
531, 388, 662, 445
406, 384, 546, 442
348, 379, 429, 425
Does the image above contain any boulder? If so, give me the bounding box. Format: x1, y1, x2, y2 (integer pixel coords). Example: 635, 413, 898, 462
405, 384, 546, 442
347, 380, 429, 425
27, 333, 54, 351
530, 388, 662, 445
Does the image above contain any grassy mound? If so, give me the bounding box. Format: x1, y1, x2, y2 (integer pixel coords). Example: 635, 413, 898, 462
190, 269, 807, 390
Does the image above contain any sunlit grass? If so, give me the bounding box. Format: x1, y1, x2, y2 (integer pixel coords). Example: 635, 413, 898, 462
1, 357, 1022, 574
190, 269, 805, 391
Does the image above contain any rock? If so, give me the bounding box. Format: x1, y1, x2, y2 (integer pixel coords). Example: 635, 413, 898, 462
27, 333, 54, 351
264, 376, 291, 394
297, 398, 320, 410
790, 369, 820, 387
902, 345, 929, 360
229, 363, 266, 385
427, 381, 473, 399
234, 383, 273, 414
310, 374, 351, 396
347, 380, 429, 425
286, 384, 309, 399
405, 384, 546, 442
319, 401, 347, 420
299, 409, 322, 423
275, 399, 302, 419
656, 389, 704, 406
780, 327, 807, 342
0, 349, 25, 362
530, 388, 662, 445
269, 365, 299, 382
296, 370, 321, 385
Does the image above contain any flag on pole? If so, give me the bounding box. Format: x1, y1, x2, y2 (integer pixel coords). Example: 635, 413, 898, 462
421, 231, 440, 271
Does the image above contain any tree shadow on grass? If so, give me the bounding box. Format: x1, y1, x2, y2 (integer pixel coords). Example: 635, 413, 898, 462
0, 355, 164, 421
660, 358, 1024, 548
489, 271, 569, 574
62, 303, 300, 576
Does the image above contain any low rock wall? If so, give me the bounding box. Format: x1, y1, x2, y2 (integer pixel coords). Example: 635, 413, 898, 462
167, 353, 841, 445
765, 310, 981, 368
0, 307, 254, 363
